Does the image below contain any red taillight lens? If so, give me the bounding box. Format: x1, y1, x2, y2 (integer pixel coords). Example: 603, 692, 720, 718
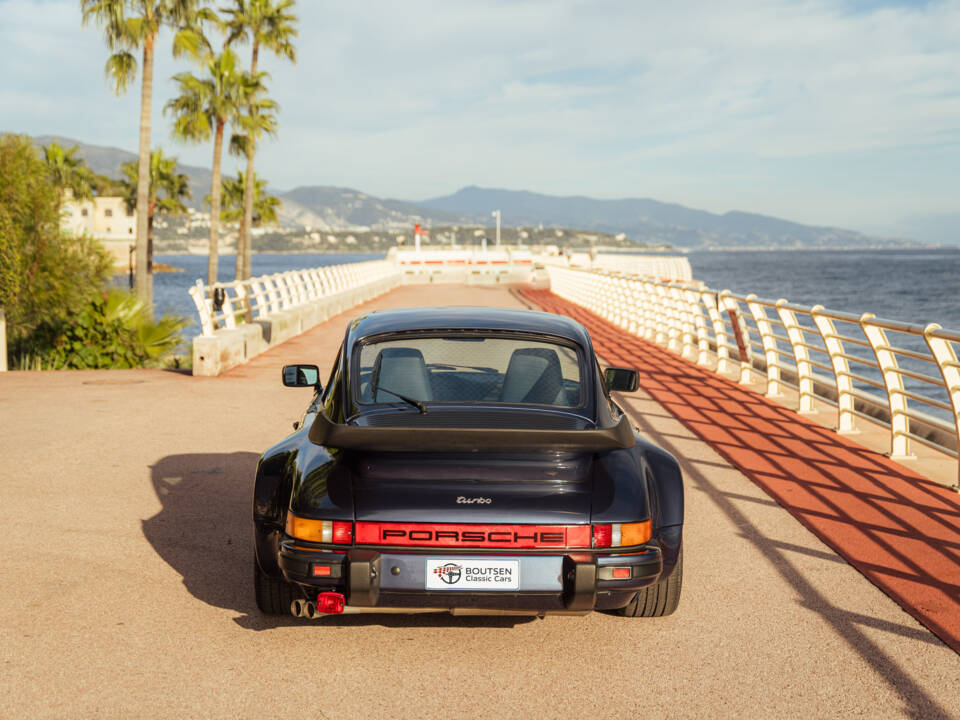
332, 521, 353, 544
591, 522, 651, 548
592, 524, 612, 548
312, 564, 332, 577
612, 567, 631, 579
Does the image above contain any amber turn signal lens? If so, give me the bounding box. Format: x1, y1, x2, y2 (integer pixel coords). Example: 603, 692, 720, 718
620, 521, 652, 546
286, 514, 327, 542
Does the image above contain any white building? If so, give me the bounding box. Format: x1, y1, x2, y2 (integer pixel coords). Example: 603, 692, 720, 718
61, 192, 137, 269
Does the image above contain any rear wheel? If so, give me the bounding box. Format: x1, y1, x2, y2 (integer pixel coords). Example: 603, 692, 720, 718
614, 544, 682, 618
254, 555, 297, 615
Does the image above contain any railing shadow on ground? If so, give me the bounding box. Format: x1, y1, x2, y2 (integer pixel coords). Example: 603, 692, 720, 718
623, 404, 955, 720
144, 452, 532, 630
523, 289, 960, 657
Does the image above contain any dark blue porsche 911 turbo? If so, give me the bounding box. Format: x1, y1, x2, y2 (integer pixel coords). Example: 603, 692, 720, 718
253, 306, 684, 618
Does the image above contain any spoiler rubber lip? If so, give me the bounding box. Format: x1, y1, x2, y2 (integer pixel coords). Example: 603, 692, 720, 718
307, 412, 635, 452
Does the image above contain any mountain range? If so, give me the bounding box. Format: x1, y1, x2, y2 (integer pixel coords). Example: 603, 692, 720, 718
27, 134, 922, 249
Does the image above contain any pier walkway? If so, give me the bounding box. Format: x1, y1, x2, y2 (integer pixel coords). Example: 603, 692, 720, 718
2, 284, 959, 719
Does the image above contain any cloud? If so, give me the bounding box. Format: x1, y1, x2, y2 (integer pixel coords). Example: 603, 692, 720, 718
1, 0, 958, 227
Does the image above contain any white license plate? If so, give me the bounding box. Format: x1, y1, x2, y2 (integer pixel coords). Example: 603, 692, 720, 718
425, 558, 520, 590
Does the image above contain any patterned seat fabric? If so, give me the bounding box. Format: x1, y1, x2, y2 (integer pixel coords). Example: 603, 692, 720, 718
372, 347, 433, 401
499, 348, 565, 405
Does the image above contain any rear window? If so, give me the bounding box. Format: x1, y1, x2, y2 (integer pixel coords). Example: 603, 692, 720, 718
354, 335, 584, 407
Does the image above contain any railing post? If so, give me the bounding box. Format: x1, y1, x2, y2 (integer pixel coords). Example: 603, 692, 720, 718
861, 314, 914, 459
669, 285, 695, 359
703, 291, 730, 374
189, 280, 216, 337
810, 307, 858, 434
684, 288, 710, 366
776, 300, 817, 414
922, 323, 960, 489
747, 295, 782, 398
651, 283, 672, 349
221, 285, 237, 329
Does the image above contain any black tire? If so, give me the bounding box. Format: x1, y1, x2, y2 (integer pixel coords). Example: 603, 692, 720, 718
254, 555, 297, 615
614, 544, 683, 618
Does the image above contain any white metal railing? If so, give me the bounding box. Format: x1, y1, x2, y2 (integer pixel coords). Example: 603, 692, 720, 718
188, 259, 400, 337
547, 265, 960, 487
538, 252, 693, 281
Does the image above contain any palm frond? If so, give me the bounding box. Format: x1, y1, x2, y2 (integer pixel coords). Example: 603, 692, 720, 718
105, 51, 138, 94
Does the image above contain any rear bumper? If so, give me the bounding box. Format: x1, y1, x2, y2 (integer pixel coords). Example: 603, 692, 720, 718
278, 543, 663, 611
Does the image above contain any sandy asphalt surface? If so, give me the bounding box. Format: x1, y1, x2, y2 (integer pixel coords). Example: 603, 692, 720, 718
1, 284, 958, 720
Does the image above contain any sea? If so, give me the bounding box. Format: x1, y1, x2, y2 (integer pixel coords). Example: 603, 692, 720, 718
150, 248, 960, 341
147, 247, 960, 421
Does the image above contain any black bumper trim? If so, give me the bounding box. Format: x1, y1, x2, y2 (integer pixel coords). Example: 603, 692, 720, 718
278, 544, 662, 609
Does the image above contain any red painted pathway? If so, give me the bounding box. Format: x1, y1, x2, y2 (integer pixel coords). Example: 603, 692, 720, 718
523, 289, 960, 654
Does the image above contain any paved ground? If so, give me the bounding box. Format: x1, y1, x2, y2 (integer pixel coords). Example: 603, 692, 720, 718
1, 284, 958, 719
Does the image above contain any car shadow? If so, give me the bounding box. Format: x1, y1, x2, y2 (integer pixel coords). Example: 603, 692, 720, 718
144, 452, 533, 630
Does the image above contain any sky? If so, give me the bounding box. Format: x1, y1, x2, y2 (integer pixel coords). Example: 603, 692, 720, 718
1, 0, 959, 240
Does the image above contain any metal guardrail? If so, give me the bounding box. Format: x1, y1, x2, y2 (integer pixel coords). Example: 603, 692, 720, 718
547, 266, 960, 487
188, 259, 399, 338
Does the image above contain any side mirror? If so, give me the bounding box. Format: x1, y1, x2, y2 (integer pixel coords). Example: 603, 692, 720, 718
604, 367, 639, 393
282, 364, 322, 389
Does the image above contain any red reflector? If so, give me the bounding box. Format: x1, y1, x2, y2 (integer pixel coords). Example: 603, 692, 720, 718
612, 567, 630, 579
312, 565, 331, 577
316, 592, 345, 614
332, 521, 353, 544
592, 524, 612, 548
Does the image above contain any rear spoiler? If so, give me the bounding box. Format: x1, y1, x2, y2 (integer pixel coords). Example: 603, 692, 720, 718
308, 412, 635, 453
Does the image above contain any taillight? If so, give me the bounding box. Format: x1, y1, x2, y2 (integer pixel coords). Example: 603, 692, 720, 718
332, 521, 353, 544
286, 514, 354, 545
592, 524, 613, 548
592, 521, 650, 548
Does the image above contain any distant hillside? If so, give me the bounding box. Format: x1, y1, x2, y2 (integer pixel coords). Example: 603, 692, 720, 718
420, 186, 916, 250
22, 136, 927, 248
32, 135, 213, 210
279, 186, 460, 231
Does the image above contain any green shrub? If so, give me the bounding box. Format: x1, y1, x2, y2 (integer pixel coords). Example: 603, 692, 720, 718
0, 134, 113, 343
15, 288, 188, 370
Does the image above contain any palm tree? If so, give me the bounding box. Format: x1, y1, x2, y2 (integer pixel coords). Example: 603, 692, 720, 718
216, 170, 281, 229
222, 0, 297, 280
42, 142, 94, 211
165, 47, 262, 284
119, 148, 191, 298
81, 0, 209, 309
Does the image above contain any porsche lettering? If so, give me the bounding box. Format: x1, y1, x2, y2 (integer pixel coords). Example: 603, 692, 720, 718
381, 529, 565, 544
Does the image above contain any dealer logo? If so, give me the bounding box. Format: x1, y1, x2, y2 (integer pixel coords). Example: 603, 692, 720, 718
433, 562, 462, 584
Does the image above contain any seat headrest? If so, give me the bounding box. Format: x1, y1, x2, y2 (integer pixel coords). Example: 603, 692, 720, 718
372, 347, 433, 401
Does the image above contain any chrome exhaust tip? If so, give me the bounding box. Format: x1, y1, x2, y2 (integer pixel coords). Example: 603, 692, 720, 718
303, 601, 319, 620
290, 598, 307, 618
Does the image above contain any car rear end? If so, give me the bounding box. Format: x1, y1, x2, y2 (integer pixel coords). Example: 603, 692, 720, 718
277, 450, 665, 617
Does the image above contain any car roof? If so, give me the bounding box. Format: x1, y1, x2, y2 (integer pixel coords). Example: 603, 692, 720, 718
345, 306, 592, 348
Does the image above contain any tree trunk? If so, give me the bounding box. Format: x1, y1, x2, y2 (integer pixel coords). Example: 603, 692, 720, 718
239, 41, 261, 281
147, 202, 155, 290
136, 33, 155, 310
208, 119, 225, 285
241, 139, 256, 281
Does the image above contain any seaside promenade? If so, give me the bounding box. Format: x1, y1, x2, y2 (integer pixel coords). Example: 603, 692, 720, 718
2, 283, 959, 719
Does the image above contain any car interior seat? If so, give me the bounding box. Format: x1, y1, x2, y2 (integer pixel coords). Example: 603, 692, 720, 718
499, 347, 566, 405
371, 347, 433, 401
